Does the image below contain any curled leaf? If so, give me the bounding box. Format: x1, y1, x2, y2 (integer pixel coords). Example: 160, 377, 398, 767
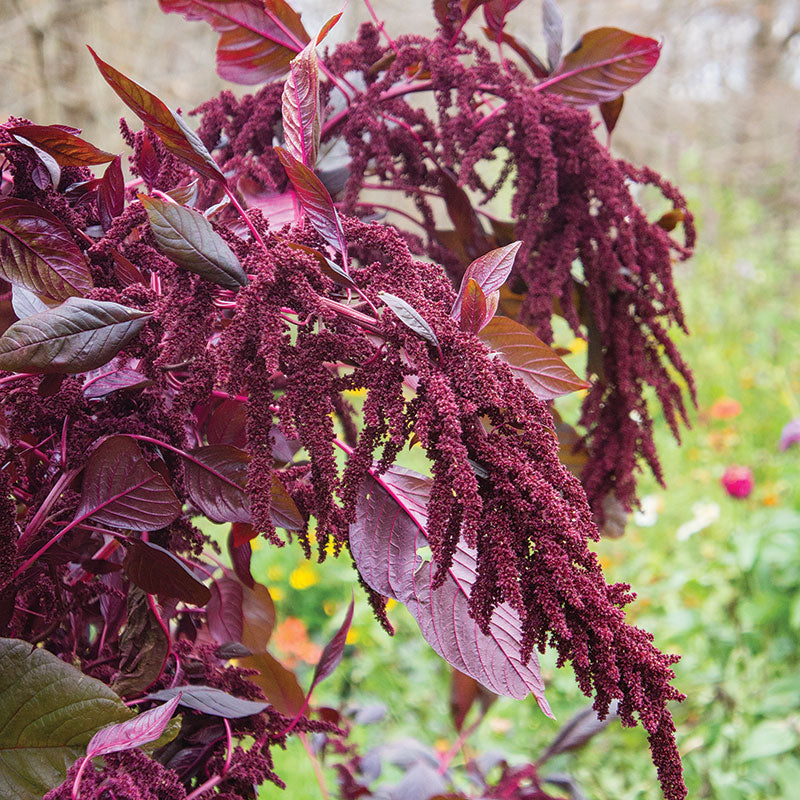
123, 540, 211, 605
146, 685, 268, 718
7, 124, 115, 166
379, 292, 440, 348
281, 42, 321, 167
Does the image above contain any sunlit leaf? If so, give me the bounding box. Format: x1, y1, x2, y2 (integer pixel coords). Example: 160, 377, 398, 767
0, 297, 151, 374
140, 194, 247, 289
88, 47, 225, 182
478, 315, 589, 400
238, 651, 305, 717
451, 242, 521, 319
458, 279, 489, 333
0, 198, 92, 300
83, 366, 152, 399
7, 124, 115, 166
539, 27, 660, 108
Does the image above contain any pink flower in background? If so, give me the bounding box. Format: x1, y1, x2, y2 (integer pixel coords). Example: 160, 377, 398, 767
778, 418, 800, 451
721, 465, 754, 498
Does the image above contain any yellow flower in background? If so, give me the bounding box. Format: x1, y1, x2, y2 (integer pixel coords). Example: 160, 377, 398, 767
345, 629, 360, 645
267, 565, 284, 582
569, 336, 587, 355
271, 586, 285, 602
289, 562, 319, 590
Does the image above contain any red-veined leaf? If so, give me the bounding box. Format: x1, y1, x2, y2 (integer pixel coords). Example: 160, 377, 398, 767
138, 134, 160, 187
239, 651, 305, 716
600, 94, 625, 136
350, 465, 552, 712
311, 595, 354, 687
0, 198, 92, 300
99, 155, 124, 231
140, 195, 247, 289
88, 47, 225, 183
123, 540, 211, 605
315, 11, 342, 44
83, 366, 151, 399
458, 279, 488, 334
478, 315, 589, 400
7, 124, 115, 166
451, 242, 521, 318
0, 298, 151, 374
281, 41, 320, 167
75, 435, 182, 530
86, 694, 181, 758
158, 0, 310, 85
274, 146, 347, 260
379, 292, 440, 349
146, 685, 268, 718
207, 576, 244, 644
538, 27, 660, 108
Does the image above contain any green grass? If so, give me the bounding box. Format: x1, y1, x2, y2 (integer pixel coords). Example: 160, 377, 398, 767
247, 183, 800, 799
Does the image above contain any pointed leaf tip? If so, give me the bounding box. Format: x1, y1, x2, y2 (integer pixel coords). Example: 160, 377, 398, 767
312, 594, 354, 687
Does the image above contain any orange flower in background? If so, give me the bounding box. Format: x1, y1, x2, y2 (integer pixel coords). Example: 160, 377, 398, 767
709, 397, 742, 420
272, 617, 322, 669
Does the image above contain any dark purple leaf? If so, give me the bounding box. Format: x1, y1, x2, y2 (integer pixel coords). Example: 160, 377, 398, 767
274, 146, 347, 259
600, 94, 625, 136
124, 540, 211, 605
138, 134, 160, 187
207, 576, 244, 644
140, 195, 247, 289
283, 240, 355, 289
75, 435, 182, 530
478, 316, 589, 400
311, 595, 354, 688
779, 418, 800, 451
7, 124, 115, 166
379, 292, 440, 349
184, 444, 250, 523
542, 0, 564, 71
230, 521, 257, 549
83, 366, 151, 399
483, 28, 549, 77
0, 297, 151, 374
281, 41, 320, 167
98, 156, 124, 231
538, 27, 660, 108
88, 47, 225, 183
350, 466, 552, 711
82, 558, 123, 575
110, 249, 147, 286
13, 135, 61, 188
228, 532, 254, 587
451, 242, 521, 319
537, 701, 618, 765
87, 694, 181, 757
0, 198, 93, 300
146, 685, 268, 718
204, 398, 248, 448
216, 642, 252, 659
159, 0, 310, 85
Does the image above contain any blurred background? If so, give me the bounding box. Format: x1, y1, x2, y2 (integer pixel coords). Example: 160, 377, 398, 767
2, 1, 799, 798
